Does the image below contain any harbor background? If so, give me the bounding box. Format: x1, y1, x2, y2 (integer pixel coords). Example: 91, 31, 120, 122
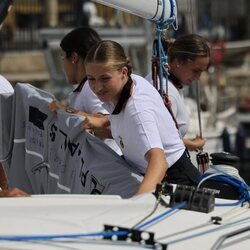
0, 0, 250, 184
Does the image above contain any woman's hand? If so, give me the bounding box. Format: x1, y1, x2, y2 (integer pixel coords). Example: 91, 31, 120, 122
82, 115, 108, 130
184, 135, 206, 152
81, 115, 112, 139
0, 188, 29, 197
49, 100, 66, 112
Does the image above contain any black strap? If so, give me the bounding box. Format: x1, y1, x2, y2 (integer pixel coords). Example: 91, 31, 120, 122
73, 77, 88, 92
112, 77, 133, 115
168, 72, 183, 89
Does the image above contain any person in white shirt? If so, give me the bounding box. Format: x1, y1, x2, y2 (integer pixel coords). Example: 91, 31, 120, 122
82, 40, 201, 195
146, 34, 210, 152
0, 75, 29, 197
49, 27, 121, 155
0, 74, 14, 93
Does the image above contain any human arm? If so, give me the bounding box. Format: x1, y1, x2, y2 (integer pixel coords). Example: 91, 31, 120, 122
135, 148, 167, 195
0, 163, 29, 197
0, 188, 29, 197
183, 135, 206, 151
49, 99, 83, 115
49, 100, 112, 138
81, 115, 112, 139
49, 99, 104, 117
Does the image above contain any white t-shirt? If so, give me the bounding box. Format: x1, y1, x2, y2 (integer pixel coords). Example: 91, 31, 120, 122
68, 80, 109, 114
104, 74, 185, 174
68, 80, 122, 155
0, 75, 14, 93
145, 73, 189, 138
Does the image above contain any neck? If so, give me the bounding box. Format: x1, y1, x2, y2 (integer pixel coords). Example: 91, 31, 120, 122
112, 76, 129, 105
168, 70, 183, 89
75, 59, 86, 84
112, 76, 132, 115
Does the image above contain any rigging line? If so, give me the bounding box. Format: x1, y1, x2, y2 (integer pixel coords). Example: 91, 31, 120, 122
132, 182, 171, 229
215, 200, 248, 208
195, 80, 203, 138
216, 202, 250, 222
0, 237, 158, 250
163, 216, 250, 245
135, 201, 187, 231
131, 198, 161, 229
188, 0, 204, 139
22, 237, 155, 250
0, 231, 129, 242
189, 0, 194, 33
157, 221, 209, 241
156, 202, 250, 241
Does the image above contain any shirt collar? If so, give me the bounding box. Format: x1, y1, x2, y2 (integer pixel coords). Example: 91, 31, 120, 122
73, 77, 88, 92
168, 72, 183, 89
112, 76, 133, 115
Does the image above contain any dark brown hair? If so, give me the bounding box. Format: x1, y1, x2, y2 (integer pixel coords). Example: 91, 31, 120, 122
60, 27, 101, 59
164, 34, 210, 63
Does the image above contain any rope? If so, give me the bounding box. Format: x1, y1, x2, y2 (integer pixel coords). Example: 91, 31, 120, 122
152, 0, 177, 96
135, 201, 187, 230
198, 164, 250, 203
150, 0, 179, 129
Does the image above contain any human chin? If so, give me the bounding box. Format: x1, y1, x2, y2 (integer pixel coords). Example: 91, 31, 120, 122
96, 92, 110, 102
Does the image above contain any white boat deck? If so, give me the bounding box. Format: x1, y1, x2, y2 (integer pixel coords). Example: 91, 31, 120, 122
0, 194, 249, 250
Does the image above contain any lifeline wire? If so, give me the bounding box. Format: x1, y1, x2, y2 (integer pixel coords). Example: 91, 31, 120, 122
156, 202, 249, 241
163, 216, 250, 245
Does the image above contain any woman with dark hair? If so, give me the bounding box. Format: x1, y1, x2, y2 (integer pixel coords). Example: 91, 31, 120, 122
82, 40, 201, 195
49, 27, 121, 154
55, 26, 102, 114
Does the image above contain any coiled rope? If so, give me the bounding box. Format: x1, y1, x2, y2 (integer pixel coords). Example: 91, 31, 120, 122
198, 164, 250, 204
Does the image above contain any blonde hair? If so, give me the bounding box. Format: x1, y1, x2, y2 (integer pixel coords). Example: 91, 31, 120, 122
85, 40, 132, 75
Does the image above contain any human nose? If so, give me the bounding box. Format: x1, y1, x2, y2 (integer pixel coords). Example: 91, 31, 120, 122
93, 80, 104, 92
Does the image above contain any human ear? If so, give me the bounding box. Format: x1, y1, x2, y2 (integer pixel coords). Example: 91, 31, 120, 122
176, 58, 185, 66
121, 66, 128, 77
71, 52, 79, 64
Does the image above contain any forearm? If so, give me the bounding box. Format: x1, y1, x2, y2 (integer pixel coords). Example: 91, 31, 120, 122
82, 115, 112, 138
49, 100, 112, 138
183, 138, 195, 151
93, 125, 113, 139
0, 188, 29, 197
136, 149, 167, 195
